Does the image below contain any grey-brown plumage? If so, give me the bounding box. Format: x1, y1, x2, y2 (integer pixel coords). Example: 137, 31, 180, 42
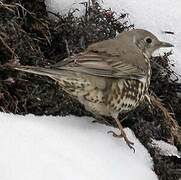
14, 29, 173, 150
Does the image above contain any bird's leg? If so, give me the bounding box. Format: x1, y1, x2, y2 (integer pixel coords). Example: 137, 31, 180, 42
108, 118, 135, 151
91, 114, 112, 126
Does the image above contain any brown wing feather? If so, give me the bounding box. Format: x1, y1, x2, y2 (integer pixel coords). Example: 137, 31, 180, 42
53, 51, 145, 79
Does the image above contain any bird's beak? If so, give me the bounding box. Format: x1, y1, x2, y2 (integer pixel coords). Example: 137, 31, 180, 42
159, 41, 174, 48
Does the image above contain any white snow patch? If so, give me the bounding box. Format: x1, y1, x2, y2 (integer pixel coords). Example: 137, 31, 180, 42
46, 0, 85, 16
0, 112, 158, 180
152, 139, 181, 158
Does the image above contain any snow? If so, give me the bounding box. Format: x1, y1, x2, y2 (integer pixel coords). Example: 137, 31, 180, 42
0, 112, 157, 180
45, 0, 181, 76
152, 139, 181, 158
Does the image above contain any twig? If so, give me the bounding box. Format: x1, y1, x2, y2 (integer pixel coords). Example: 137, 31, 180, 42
0, 1, 16, 13
64, 39, 71, 57
149, 95, 176, 126
0, 35, 15, 56
148, 95, 181, 144
91, 0, 96, 6
162, 31, 175, 35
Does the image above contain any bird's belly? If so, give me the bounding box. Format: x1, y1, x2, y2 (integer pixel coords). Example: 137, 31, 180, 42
56, 74, 111, 116
78, 90, 110, 116
79, 79, 149, 117
57, 75, 149, 117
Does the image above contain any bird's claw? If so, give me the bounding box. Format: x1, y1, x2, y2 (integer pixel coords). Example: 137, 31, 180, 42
107, 130, 135, 153
107, 130, 123, 138
91, 120, 98, 123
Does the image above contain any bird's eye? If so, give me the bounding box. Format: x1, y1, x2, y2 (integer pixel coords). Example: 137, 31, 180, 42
145, 37, 152, 44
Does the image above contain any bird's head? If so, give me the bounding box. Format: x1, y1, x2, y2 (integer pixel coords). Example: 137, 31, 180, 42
130, 29, 174, 58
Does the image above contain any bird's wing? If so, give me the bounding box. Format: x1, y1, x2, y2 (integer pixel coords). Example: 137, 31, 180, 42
53, 50, 146, 80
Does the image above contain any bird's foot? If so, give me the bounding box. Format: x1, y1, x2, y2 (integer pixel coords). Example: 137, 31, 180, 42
92, 120, 98, 123
107, 130, 135, 152
107, 130, 123, 138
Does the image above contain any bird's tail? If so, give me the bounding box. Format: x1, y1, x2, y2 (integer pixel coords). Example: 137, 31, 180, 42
14, 65, 63, 78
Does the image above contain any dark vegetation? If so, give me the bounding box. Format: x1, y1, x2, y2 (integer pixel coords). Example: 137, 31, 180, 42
0, 0, 180, 179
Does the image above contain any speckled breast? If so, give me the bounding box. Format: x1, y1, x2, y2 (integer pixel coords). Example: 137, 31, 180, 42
107, 68, 151, 114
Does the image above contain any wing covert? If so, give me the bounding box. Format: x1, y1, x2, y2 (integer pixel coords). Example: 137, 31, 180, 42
53, 51, 146, 80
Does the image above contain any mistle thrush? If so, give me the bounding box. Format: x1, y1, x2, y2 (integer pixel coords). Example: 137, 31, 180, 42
14, 29, 173, 150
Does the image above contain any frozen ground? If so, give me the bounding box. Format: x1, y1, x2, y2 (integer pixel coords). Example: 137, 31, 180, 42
0, 112, 157, 180
45, 0, 181, 76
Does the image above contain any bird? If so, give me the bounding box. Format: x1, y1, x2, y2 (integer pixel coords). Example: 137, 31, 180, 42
13, 29, 173, 150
